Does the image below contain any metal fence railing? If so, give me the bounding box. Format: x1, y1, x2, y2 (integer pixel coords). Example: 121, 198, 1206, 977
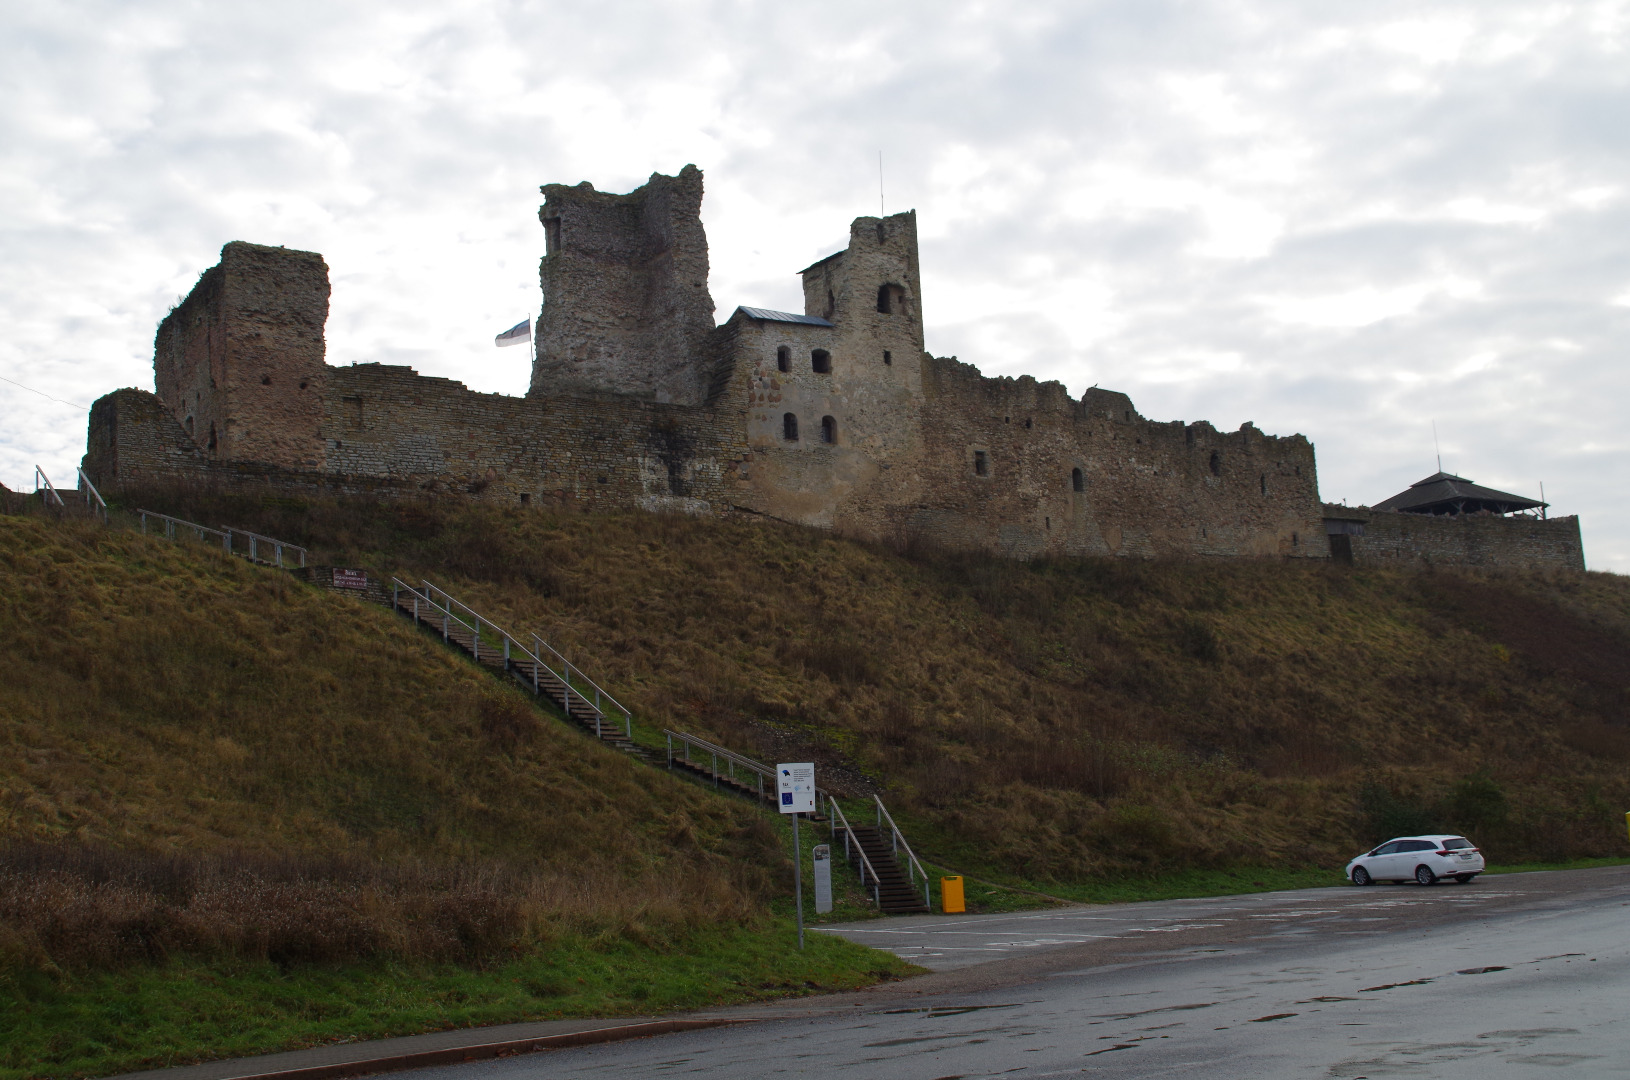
828, 797, 882, 907
137, 509, 308, 567
391, 578, 632, 741
875, 794, 931, 911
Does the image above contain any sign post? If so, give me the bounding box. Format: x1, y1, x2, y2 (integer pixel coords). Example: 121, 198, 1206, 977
777, 763, 815, 950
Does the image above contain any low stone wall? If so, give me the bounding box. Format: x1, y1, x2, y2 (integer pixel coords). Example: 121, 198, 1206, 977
1323, 503, 1586, 571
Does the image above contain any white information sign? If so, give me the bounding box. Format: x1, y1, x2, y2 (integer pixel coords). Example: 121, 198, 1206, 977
777, 762, 815, 814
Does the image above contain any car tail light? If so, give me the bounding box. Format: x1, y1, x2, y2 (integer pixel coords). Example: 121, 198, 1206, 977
1436, 850, 1451, 856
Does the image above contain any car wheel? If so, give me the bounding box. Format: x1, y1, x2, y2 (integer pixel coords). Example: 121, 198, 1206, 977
1454, 874, 1476, 884
1415, 865, 1437, 886
1351, 866, 1372, 886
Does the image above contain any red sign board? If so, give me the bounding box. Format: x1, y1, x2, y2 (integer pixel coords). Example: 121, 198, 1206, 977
332, 568, 368, 589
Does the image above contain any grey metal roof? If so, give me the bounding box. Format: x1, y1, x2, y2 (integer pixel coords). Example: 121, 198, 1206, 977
1372, 471, 1545, 516
734, 306, 834, 327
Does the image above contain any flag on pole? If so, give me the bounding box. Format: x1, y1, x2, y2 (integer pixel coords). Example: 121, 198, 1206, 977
495, 318, 531, 348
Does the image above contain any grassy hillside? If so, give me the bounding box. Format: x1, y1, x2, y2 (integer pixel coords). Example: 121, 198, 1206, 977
131, 491, 1630, 885
0, 513, 912, 1078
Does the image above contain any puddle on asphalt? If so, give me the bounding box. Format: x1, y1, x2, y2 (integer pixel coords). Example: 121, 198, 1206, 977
881, 1003, 1024, 1018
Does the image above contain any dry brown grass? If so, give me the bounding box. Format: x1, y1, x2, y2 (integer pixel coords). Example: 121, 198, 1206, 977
0, 842, 766, 974
55, 491, 1630, 881
0, 514, 786, 971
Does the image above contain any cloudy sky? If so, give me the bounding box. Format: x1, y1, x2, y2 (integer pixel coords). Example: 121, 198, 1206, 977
2, 0, 1625, 570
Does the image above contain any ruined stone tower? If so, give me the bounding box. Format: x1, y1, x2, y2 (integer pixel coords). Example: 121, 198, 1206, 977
529, 165, 715, 405
152, 241, 329, 470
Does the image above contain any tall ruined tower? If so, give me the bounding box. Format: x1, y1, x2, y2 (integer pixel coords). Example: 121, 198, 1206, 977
152, 241, 329, 470
529, 166, 716, 405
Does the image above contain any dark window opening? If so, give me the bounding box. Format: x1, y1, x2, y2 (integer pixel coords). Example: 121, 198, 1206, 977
1072, 467, 1084, 493
783, 413, 799, 441
876, 222, 886, 243
207, 422, 218, 452
1185, 426, 1195, 445
520, 492, 530, 506
824, 289, 835, 319
877, 283, 906, 314
1124, 410, 1131, 420
1004, 416, 1010, 424
1295, 464, 1301, 476
1045, 516, 1051, 529
883, 350, 892, 365
1292, 531, 1299, 546
544, 216, 563, 254
811, 349, 831, 374
776, 346, 791, 373
298, 379, 308, 390
820, 415, 835, 444
973, 450, 988, 477
185, 415, 194, 434
1024, 417, 1032, 429
261, 374, 271, 385
1260, 474, 1267, 495
1209, 451, 1221, 477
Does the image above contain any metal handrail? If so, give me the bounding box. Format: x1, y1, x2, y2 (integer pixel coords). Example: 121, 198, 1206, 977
76, 468, 107, 523
664, 729, 773, 801
392, 578, 626, 741
417, 578, 634, 740
223, 526, 306, 567
829, 798, 882, 907
875, 794, 931, 911
139, 509, 231, 552
34, 466, 64, 508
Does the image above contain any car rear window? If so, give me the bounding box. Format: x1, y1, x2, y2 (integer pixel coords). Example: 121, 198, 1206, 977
1442, 838, 1473, 850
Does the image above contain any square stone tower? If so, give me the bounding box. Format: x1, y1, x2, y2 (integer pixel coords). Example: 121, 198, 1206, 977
529, 165, 716, 405
153, 241, 330, 470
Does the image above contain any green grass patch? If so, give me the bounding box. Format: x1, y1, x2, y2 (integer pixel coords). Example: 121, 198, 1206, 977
0, 924, 920, 1080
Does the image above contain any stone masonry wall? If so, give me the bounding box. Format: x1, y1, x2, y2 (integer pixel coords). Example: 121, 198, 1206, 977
153, 242, 330, 470
1323, 503, 1585, 571
531, 166, 715, 406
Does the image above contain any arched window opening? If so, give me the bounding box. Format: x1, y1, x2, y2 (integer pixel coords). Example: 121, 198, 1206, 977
776, 346, 791, 373
207, 422, 218, 452
876, 283, 906, 314
973, 450, 989, 477
185, 415, 194, 435
811, 349, 831, 374
820, 415, 836, 444
1209, 451, 1221, 477
783, 413, 799, 441
1071, 467, 1084, 493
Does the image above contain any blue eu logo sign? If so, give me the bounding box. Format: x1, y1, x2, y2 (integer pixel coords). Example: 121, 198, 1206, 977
782, 793, 794, 805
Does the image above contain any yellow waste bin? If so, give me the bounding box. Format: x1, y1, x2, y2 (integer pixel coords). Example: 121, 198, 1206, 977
940, 876, 965, 914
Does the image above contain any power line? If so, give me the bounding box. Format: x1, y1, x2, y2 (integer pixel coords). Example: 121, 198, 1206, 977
0, 374, 89, 411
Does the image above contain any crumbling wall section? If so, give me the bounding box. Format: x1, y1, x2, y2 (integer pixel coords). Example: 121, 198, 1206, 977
1324, 504, 1585, 571
530, 166, 715, 405
863, 357, 1328, 560
153, 242, 329, 470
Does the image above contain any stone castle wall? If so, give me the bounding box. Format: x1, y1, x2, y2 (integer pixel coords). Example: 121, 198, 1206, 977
153, 242, 329, 470
531, 166, 715, 406
1323, 504, 1585, 571
83, 167, 1583, 570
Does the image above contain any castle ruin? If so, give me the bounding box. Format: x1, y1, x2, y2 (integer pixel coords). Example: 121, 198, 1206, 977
81, 165, 1585, 570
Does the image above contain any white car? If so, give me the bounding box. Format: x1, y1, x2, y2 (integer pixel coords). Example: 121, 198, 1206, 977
1346, 835, 1484, 886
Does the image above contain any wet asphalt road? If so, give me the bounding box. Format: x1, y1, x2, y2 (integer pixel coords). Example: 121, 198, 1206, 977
406, 866, 1630, 1078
